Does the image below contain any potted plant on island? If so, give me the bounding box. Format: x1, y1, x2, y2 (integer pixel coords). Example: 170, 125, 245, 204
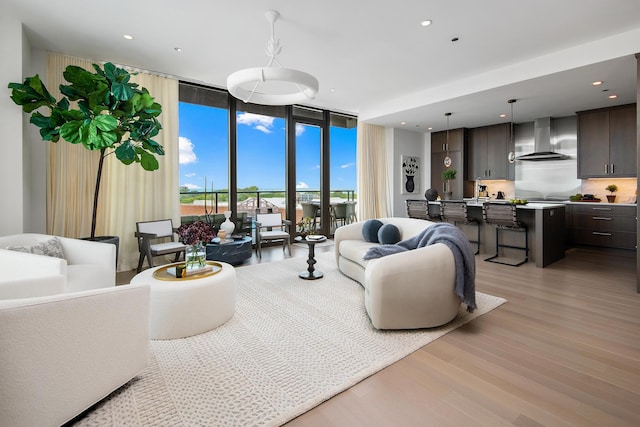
606, 184, 618, 203
441, 168, 457, 200
8, 63, 164, 256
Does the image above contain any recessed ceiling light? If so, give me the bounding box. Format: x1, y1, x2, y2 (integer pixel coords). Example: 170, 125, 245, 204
608, 94, 618, 99
421, 19, 432, 27
499, 113, 507, 118
428, 127, 433, 130
123, 34, 134, 40
174, 47, 182, 52
400, 121, 407, 125
592, 80, 603, 86
330, 88, 335, 92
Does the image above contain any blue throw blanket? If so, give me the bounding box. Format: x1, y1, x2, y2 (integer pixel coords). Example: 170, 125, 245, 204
363, 223, 477, 312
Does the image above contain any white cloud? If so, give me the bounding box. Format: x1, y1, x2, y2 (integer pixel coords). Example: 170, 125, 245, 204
237, 112, 275, 133
295, 123, 305, 136
340, 162, 355, 169
185, 172, 196, 177
312, 164, 320, 170
255, 124, 272, 134
182, 183, 200, 190
296, 181, 309, 189
179, 136, 197, 164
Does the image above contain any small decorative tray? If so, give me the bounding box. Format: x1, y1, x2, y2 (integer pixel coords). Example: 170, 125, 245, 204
152, 261, 222, 281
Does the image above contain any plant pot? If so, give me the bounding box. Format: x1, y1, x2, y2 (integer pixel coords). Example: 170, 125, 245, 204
606, 195, 616, 203
443, 192, 453, 200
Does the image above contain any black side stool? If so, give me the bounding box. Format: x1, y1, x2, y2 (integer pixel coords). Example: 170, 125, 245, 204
482, 202, 528, 266
440, 200, 480, 254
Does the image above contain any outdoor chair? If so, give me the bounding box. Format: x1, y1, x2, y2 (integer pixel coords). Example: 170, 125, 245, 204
301, 202, 321, 230
135, 219, 187, 273
332, 202, 348, 229
255, 213, 291, 258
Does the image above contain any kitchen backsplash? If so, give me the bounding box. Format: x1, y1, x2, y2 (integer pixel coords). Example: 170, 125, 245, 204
479, 178, 636, 203
581, 178, 636, 203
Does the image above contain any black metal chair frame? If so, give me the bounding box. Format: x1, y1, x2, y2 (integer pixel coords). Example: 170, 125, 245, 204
482, 202, 529, 266
440, 200, 480, 254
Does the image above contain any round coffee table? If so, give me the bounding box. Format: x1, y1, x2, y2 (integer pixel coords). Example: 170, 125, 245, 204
206, 236, 252, 265
130, 261, 236, 340
295, 235, 327, 280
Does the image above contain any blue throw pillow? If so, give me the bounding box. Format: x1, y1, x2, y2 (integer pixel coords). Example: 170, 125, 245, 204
377, 223, 401, 245
361, 219, 383, 243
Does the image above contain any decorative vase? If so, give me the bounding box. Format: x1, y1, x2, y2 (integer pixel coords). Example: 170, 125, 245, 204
220, 210, 236, 236
606, 195, 616, 203
405, 175, 415, 193
186, 243, 206, 269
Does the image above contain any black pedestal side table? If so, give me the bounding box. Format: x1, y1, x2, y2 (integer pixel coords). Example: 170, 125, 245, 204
295, 235, 327, 280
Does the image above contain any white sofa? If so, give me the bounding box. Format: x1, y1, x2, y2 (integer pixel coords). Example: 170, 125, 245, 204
0, 283, 150, 427
334, 217, 461, 329
0, 233, 116, 296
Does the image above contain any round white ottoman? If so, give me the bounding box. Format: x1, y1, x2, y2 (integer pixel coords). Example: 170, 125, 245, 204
131, 262, 236, 340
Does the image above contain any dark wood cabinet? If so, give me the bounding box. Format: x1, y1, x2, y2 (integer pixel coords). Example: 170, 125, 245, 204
430, 128, 466, 199
577, 104, 636, 178
567, 204, 637, 250
466, 123, 512, 180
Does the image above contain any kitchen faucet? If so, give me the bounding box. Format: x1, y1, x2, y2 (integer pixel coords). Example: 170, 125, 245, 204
475, 177, 482, 202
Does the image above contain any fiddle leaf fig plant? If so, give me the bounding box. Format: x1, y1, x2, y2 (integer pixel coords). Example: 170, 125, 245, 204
8, 62, 164, 239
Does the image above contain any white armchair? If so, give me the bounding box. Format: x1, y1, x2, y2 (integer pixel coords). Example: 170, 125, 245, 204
0, 283, 150, 427
0, 233, 116, 293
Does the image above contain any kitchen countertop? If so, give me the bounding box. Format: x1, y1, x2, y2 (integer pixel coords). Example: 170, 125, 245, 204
565, 201, 636, 207
431, 200, 565, 210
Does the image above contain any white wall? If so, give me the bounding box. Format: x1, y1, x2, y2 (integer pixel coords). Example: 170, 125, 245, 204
386, 128, 431, 217
0, 15, 25, 235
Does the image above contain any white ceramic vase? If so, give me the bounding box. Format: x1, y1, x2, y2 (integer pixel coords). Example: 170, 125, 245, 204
220, 210, 236, 236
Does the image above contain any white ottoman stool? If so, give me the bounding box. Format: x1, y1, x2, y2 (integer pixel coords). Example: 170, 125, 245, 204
131, 261, 236, 339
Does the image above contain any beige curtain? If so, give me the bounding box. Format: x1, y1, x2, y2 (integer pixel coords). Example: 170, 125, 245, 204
46, 53, 179, 272
356, 123, 391, 220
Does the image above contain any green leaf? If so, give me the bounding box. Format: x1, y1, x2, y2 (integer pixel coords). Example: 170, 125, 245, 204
111, 81, 135, 101
139, 149, 160, 171
115, 141, 136, 165
59, 121, 85, 144
93, 115, 118, 132
142, 139, 165, 155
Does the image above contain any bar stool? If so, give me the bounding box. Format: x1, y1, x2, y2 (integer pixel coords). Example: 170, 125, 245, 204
482, 202, 528, 266
440, 200, 480, 254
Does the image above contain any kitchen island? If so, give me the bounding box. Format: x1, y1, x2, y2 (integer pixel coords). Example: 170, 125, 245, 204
427, 200, 566, 267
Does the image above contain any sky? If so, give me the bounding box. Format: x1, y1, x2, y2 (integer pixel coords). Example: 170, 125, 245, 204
178, 102, 356, 193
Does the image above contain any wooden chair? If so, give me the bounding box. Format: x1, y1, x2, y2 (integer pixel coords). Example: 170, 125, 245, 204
135, 219, 187, 273
440, 200, 480, 254
482, 202, 528, 266
255, 213, 291, 258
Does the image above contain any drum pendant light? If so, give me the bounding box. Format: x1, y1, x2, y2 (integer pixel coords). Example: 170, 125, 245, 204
227, 10, 319, 106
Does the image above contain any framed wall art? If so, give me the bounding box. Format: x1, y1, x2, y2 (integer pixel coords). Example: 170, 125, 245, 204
401, 155, 420, 195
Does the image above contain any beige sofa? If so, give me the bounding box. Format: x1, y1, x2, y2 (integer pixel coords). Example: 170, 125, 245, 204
334, 217, 461, 329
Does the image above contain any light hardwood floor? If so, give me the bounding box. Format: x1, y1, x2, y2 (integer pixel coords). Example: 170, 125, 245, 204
121, 244, 640, 426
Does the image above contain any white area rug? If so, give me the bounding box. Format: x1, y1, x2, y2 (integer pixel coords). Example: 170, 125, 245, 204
75, 252, 506, 426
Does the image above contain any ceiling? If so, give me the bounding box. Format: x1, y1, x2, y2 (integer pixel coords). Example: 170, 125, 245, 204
5, 0, 640, 132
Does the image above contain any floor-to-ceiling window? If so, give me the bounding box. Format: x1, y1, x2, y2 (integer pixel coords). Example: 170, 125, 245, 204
236, 103, 286, 219
178, 84, 229, 218
178, 82, 357, 237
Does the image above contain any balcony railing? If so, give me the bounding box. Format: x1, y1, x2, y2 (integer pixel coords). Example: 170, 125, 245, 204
180, 189, 356, 215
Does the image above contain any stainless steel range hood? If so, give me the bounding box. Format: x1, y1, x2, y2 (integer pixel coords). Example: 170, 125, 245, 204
516, 117, 568, 161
